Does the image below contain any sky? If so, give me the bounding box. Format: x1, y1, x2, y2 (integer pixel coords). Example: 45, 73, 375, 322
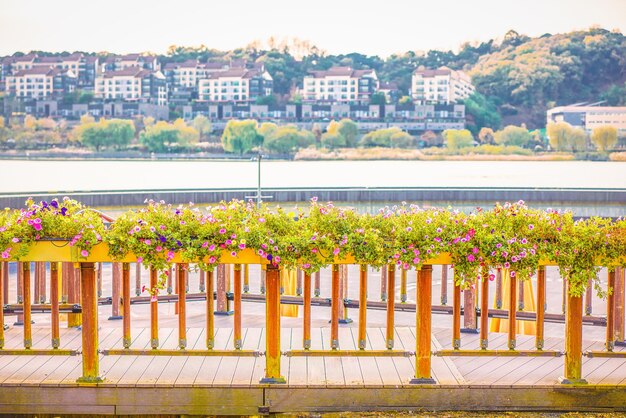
1, 0, 625, 57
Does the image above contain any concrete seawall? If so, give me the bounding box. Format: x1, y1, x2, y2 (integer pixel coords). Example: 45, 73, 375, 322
1, 187, 623, 210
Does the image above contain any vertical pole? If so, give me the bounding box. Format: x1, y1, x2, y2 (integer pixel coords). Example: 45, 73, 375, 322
206, 269, 215, 349
358, 265, 368, 350
185, 267, 189, 294
67, 263, 82, 328
411, 265, 435, 384
337, 265, 346, 321
78, 262, 101, 383
607, 270, 616, 352
452, 279, 461, 349
233, 264, 242, 350
174, 266, 179, 315
495, 268, 503, 309
15, 262, 24, 325
508, 272, 517, 350
51, 262, 60, 349
380, 265, 387, 301
480, 265, 489, 350
260, 268, 266, 294
615, 266, 625, 344
296, 268, 302, 296
386, 264, 395, 349
314, 271, 321, 297
167, 266, 173, 295
216, 264, 232, 315
135, 263, 141, 296
400, 268, 408, 303
178, 264, 187, 349
560, 279, 586, 384
261, 264, 285, 383
518, 279, 525, 311
585, 279, 593, 315
33, 262, 41, 304
462, 282, 478, 333
562, 277, 567, 314
199, 269, 206, 293
2, 262, 8, 309
303, 272, 311, 349
97, 262, 102, 298
243, 264, 249, 294
62, 261, 69, 303
122, 263, 131, 348
0, 262, 4, 348
440, 265, 448, 305
150, 269, 159, 349
536, 266, 546, 350
109, 262, 122, 320
23, 263, 32, 348
331, 264, 340, 350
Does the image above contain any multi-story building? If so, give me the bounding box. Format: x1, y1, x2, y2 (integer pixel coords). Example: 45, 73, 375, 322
547, 105, 626, 134
197, 67, 273, 103
302, 66, 379, 103
102, 54, 160, 72
411, 66, 474, 105
94, 67, 167, 106
5, 66, 76, 99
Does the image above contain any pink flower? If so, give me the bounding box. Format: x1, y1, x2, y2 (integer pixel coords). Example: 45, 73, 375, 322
413, 257, 420, 264
208, 256, 217, 263
510, 271, 516, 278
488, 274, 495, 281
137, 257, 143, 263
202, 241, 209, 248
239, 243, 246, 250
155, 246, 162, 252
275, 256, 281, 263
208, 244, 216, 251
258, 217, 266, 223
1, 248, 11, 259
231, 251, 237, 257
145, 239, 152, 245
504, 262, 511, 269
81, 249, 89, 257
472, 247, 479, 254
302, 263, 311, 269
467, 254, 475, 262
225, 239, 232, 245
12, 238, 20, 243
231, 234, 237, 239
219, 228, 226, 234
33, 223, 42, 231
528, 224, 534, 230
333, 248, 340, 256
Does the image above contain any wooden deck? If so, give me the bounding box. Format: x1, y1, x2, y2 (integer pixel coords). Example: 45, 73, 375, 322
1, 325, 625, 415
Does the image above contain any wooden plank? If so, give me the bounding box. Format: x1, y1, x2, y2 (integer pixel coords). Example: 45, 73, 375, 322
411, 327, 465, 385
356, 328, 383, 387
453, 332, 509, 376
287, 326, 308, 386
320, 327, 345, 386
175, 329, 208, 386
211, 327, 240, 385
135, 328, 179, 387
156, 327, 203, 386
338, 326, 364, 386
195, 328, 232, 385
367, 327, 402, 387
99, 327, 152, 385
250, 328, 267, 385
117, 328, 174, 386
231, 327, 262, 387
0, 328, 64, 384
306, 327, 326, 387
388, 327, 415, 386
530, 339, 597, 385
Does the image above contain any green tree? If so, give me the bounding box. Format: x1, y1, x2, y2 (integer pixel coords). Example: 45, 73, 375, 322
80, 120, 109, 151
107, 119, 135, 150
547, 122, 587, 152
264, 126, 314, 154
398, 96, 413, 105
221, 119, 262, 154
140, 121, 181, 153
464, 93, 501, 135
192, 115, 211, 141
337, 119, 359, 147
173, 118, 200, 147
494, 125, 532, 147
370, 92, 387, 105
320, 132, 346, 149
255, 95, 277, 106
591, 126, 618, 152
443, 129, 474, 150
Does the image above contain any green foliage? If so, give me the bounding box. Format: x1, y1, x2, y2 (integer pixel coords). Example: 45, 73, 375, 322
443, 129, 474, 150
547, 122, 587, 152
320, 132, 347, 149
359, 127, 414, 148
255, 94, 278, 106
494, 125, 532, 147
370, 92, 387, 105
464, 92, 501, 134
221, 119, 262, 154
263, 125, 315, 154
140, 121, 182, 153
337, 119, 359, 147
191, 115, 211, 141
591, 125, 618, 152
77, 119, 134, 151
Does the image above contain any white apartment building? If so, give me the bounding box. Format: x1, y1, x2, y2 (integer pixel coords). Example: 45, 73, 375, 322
302, 67, 378, 103
547, 106, 626, 134
5, 66, 76, 99
94, 67, 167, 105
197, 68, 273, 102
411, 67, 474, 104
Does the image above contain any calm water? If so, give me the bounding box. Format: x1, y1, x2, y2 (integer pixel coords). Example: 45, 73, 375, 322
1, 159, 625, 193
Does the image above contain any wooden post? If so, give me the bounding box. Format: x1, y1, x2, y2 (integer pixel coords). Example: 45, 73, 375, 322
380, 265, 387, 301
462, 282, 478, 333
109, 262, 122, 320
78, 262, 101, 383
23, 263, 32, 348
508, 272, 517, 350
66, 262, 81, 328
562, 276, 567, 314
358, 265, 368, 350
615, 266, 625, 344
199, 269, 206, 293
167, 265, 173, 295
518, 279, 525, 311
0, 262, 4, 348
15, 261, 24, 325
135, 263, 141, 296
206, 269, 215, 349
178, 264, 187, 349
386, 264, 395, 349
560, 279, 586, 384
314, 271, 321, 297
122, 263, 131, 349
340, 264, 352, 323
150, 269, 159, 349
331, 264, 340, 350
585, 279, 593, 315
296, 268, 302, 296
411, 265, 435, 384
480, 266, 489, 350
607, 269, 616, 352
233, 264, 242, 349
337, 265, 346, 321
185, 267, 189, 294
216, 264, 232, 315
495, 268, 503, 309
34, 262, 45, 303
174, 266, 179, 315
261, 264, 285, 383
2, 262, 8, 310
243, 264, 250, 294
51, 262, 60, 349
536, 266, 546, 350
97, 262, 102, 298
303, 272, 311, 349
441, 265, 448, 305
452, 280, 461, 349
260, 268, 266, 294
400, 268, 408, 303
62, 261, 69, 303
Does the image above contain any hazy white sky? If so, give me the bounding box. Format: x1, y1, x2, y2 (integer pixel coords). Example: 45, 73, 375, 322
1, 0, 624, 57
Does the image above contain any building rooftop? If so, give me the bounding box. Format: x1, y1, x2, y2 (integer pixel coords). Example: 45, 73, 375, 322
308, 66, 375, 78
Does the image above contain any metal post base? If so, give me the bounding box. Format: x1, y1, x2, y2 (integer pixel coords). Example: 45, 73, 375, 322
461, 328, 479, 334
214, 310, 234, 316
409, 377, 436, 385
559, 376, 588, 385
260, 376, 286, 384
108, 315, 123, 320
77, 376, 103, 384
338, 318, 353, 324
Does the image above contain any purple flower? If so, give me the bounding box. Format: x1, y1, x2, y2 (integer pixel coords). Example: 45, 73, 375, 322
225, 239, 232, 245
333, 248, 341, 256
1, 248, 11, 259
137, 256, 143, 263
239, 243, 246, 250
510, 271, 516, 278
50, 200, 58, 209
177, 240, 182, 247
159, 235, 167, 243
61, 207, 68, 216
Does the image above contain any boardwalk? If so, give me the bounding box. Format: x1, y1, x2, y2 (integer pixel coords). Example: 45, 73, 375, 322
0, 325, 625, 415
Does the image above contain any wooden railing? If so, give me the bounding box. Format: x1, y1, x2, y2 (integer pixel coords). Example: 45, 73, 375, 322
0, 243, 625, 385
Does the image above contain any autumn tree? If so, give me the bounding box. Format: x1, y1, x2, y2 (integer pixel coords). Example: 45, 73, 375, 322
443, 129, 474, 150
221, 119, 262, 154
478, 127, 495, 144
591, 126, 618, 152
494, 125, 532, 147
192, 115, 211, 141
